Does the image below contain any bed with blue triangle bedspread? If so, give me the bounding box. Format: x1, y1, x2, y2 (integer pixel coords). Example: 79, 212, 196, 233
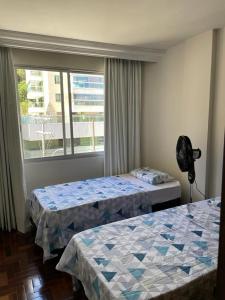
56, 197, 220, 300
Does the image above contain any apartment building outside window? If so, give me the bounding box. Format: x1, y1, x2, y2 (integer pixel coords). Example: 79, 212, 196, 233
16, 68, 104, 160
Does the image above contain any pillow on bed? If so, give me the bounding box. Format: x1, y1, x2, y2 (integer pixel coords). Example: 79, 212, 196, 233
130, 167, 174, 185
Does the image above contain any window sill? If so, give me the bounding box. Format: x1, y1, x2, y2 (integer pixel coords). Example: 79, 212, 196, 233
24, 151, 104, 163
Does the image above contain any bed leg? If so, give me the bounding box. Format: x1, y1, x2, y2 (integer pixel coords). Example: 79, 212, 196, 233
72, 276, 81, 292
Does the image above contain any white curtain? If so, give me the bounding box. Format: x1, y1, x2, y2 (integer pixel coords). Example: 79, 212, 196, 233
0, 47, 26, 232
104, 58, 142, 176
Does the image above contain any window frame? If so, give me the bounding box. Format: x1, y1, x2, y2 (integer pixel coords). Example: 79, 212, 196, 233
15, 65, 105, 162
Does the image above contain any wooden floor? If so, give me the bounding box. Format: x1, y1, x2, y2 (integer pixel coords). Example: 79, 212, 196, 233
0, 230, 88, 300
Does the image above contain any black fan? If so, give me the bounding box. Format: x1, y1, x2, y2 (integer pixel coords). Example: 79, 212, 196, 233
176, 136, 201, 184
176, 136, 201, 202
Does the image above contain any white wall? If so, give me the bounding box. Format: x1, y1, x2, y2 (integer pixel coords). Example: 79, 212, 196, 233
142, 31, 214, 202
207, 28, 225, 197
12, 49, 104, 196
24, 155, 104, 195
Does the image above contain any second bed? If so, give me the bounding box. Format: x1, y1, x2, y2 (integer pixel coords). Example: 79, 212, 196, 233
57, 197, 220, 300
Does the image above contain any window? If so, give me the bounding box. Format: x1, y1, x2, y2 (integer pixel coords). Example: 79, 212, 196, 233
54, 74, 60, 84
28, 80, 43, 93
73, 93, 104, 106
55, 93, 61, 102
16, 69, 104, 159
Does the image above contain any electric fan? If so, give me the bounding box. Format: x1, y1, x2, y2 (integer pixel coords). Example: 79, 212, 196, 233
176, 136, 201, 203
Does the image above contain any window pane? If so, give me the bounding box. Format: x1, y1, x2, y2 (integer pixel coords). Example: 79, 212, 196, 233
17, 69, 65, 159
70, 73, 104, 153
55, 93, 61, 102
54, 74, 60, 84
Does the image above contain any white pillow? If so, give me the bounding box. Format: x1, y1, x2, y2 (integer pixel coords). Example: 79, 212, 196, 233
131, 167, 174, 185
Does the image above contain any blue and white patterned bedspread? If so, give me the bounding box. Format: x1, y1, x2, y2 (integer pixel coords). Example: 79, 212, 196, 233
56, 197, 220, 300
30, 176, 153, 261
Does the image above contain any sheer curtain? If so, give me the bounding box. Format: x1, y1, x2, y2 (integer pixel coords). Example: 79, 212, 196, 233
0, 47, 26, 232
104, 58, 142, 176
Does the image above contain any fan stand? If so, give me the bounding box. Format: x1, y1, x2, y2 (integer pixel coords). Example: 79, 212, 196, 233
189, 183, 193, 203
188, 168, 195, 204
187, 183, 193, 214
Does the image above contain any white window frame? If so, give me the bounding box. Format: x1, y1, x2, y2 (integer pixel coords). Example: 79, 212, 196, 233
15, 65, 104, 163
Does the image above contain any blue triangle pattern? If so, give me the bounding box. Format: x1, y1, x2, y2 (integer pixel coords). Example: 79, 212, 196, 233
192, 230, 203, 237
172, 244, 185, 251
68, 253, 78, 266
121, 290, 142, 300
143, 220, 154, 226
93, 201, 99, 209
94, 257, 110, 266
138, 204, 143, 211
193, 241, 208, 250
213, 221, 220, 225
164, 224, 173, 229
128, 268, 145, 279
93, 278, 100, 297
179, 265, 191, 274
186, 214, 194, 219
81, 238, 94, 247
197, 256, 213, 267
92, 227, 101, 233
133, 253, 146, 262
128, 225, 137, 231
49, 243, 55, 252
105, 243, 115, 250
117, 209, 123, 216
161, 233, 175, 241
67, 222, 75, 231
154, 246, 169, 256
101, 271, 116, 282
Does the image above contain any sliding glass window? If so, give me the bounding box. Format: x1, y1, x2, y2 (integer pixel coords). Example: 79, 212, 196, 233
16, 68, 104, 160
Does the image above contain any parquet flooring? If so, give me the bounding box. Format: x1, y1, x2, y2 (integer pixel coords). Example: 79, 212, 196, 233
0, 230, 88, 300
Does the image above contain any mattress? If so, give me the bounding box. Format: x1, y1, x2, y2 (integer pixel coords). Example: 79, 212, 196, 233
121, 174, 180, 205
56, 197, 220, 300
30, 174, 180, 261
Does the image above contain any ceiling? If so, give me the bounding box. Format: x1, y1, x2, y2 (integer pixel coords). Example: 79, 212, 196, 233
0, 0, 225, 50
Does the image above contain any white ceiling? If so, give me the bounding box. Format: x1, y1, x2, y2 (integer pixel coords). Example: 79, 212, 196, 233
0, 0, 225, 49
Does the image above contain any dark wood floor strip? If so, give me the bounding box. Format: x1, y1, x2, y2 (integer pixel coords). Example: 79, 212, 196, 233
0, 231, 87, 300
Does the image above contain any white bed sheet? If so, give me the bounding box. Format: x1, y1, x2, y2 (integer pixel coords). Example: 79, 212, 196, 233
121, 174, 181, 205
